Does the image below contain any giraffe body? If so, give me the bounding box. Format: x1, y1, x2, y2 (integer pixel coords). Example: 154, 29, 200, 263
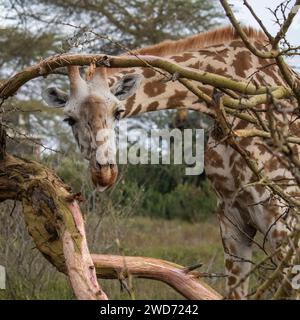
43, 26, 300, 299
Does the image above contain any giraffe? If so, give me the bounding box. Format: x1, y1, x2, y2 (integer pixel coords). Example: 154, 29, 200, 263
42, 25, 300, 299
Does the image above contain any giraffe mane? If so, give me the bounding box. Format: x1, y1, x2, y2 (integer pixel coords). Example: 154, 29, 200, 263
131, 25, 266, 57
107, 25, 266, 76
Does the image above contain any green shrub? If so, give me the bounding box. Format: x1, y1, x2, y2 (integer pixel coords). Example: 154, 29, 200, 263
40, 154, 217, 222
141, 179, 217, 221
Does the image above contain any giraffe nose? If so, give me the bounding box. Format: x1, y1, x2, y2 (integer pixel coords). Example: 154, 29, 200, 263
89, 158, 118, 192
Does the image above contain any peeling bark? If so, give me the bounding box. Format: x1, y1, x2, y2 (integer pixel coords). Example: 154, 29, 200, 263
92, 254, 222, 300
0, 153, 107, 300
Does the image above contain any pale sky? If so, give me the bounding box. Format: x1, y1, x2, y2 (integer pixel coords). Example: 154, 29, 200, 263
229, 0, 300, 68
230, 0, 299, 42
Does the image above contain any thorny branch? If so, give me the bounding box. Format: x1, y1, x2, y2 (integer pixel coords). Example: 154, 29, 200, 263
216, 0, 300, 299
221, 0, 300, 105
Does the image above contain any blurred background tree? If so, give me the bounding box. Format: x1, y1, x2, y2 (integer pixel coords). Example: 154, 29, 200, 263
2, 0, 222, 51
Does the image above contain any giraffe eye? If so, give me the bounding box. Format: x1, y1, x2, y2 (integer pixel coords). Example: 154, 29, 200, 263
63, 117, 76, 126
114, 108, 125, 120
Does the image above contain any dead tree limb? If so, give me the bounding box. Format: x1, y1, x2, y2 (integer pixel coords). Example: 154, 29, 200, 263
63, 200, 108, 300
92, 254, 222, 300
0, 128, 107, 300
0, 129, 221, 300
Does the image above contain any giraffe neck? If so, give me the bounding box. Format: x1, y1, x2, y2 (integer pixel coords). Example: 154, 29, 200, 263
108, 37, 286, 122
109, 67, 216, 119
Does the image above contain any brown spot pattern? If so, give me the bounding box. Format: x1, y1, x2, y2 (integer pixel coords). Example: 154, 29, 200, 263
144, 81, 166, 97
124, 94, 136, 115
230, 40, 245, 50
147, 101, 159, 111
131, 104, 142, 115
228, 276, 237, 285
232, 50, 253, 78
207, 149, 225, 169
206, 64, 230, 77
171, 52, 195, 62
225, 260, 233, 270
166, 90, 188, 109
143, 68, 156, 78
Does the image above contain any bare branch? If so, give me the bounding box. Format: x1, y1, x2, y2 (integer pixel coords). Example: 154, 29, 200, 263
0, 53, 286, 100
273, 0, 300, 47
220, 0, 279, 58
92, 254, 222, 300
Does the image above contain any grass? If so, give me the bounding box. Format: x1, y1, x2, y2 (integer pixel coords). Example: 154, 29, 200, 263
94, 215, 225, 300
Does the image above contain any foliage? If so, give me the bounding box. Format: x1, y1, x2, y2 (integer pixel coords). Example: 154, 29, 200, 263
2, 0, 222, 53
125, 164, 217, 221
0, 28, 59, 77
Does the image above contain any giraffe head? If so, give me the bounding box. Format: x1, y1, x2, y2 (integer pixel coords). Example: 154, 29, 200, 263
42, 65, 141, 191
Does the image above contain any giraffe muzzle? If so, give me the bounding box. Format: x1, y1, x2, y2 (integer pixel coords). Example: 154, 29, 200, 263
89, 158, 118, 192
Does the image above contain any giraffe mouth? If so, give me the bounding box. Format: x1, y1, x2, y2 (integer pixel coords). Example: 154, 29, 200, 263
89, 158, 118, 192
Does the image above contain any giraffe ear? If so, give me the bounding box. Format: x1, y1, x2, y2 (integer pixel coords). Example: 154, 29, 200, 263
111, 74, 142, 100
42, 87, 69, 108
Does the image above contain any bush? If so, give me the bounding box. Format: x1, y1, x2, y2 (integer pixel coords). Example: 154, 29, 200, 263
141, 178, 217, 221
124, 163, 217, 221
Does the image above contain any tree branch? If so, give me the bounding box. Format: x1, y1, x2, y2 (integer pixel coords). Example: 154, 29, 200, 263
0, 53, 287, 100
221, 0, 300, 106
273, 0, 300, 48
220, 0, 279, 58
92, 254, 222, 300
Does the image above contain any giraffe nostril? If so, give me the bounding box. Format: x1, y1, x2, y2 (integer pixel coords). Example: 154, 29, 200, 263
96, 161, 102, 169
96, 161, 116, 168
